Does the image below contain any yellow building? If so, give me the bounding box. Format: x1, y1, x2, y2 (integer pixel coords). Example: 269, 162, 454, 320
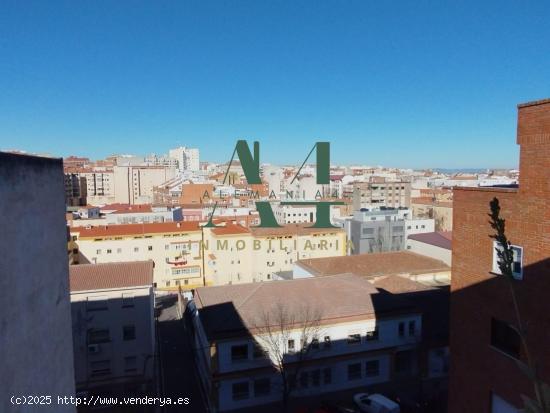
71, 221, 205, 290
72, 221, 347, 290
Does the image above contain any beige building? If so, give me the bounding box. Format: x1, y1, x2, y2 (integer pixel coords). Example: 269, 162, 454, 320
204, 223, 347, 285
113, 165, 176, 204
352, 180, 411, 210
410, 198, 453, 231
70, 261, 155, 397
72, 221, 204, 290
73, 221, 347, 290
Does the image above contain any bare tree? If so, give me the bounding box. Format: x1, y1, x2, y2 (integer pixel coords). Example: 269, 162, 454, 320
251, 301, 324, 413
489, 197, 550, 412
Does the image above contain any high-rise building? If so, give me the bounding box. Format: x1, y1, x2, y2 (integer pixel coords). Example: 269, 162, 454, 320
169, 146, 200, 171
449, 99, 550, 413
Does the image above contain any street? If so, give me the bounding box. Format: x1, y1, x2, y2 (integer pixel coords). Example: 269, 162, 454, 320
157, 294, 207, 413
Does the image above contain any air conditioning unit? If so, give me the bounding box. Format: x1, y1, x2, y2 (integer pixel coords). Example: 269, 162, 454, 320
88, 344, 101, 354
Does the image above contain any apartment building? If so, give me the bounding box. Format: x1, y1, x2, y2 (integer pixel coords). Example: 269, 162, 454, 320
411, 198, 453, 231
352, 179, 411, 210
83, 169, 116, 204
72, 221, 205, 290
64, 173, 88, 206
1, 153, 76, 413
204, 223, 347, 285
189, 274, 423, 412
70, 261, 155, 397
103, 205, 183, 225
348, 208, 434, 254
449, 99, 550, 413
169, 146, 200, 171
113, 165, 177, 204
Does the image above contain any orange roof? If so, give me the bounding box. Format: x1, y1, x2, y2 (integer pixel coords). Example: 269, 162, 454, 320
70, 261, 153, 292
210, 223, 250, 236
72, 221, 202, 238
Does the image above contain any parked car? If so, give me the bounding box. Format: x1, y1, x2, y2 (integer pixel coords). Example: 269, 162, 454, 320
353, 393, 400, 413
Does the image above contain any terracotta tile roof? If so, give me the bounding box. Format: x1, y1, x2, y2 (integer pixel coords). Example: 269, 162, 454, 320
249, 223, 344, 237
72, 221, 202, 238
210, 223, 250, 236
296, 251, 449, 278
195, 273, 416, 340
69, 261, 153, 292
408, 231, 452, 250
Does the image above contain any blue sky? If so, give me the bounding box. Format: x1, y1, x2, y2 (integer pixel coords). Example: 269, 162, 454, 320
1, 1, 549, 168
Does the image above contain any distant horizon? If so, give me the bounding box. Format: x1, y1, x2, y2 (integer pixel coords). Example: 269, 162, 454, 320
1, 147, 518, 172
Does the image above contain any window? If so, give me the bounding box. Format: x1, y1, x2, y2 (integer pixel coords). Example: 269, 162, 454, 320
90, 360, 111, 377
492, 242, 523, 280
288, 339, 295, 352
88, 328, 110, 344
362, 227, 374, 235
310, 338, 319, 350
491, 318, 520, 359
366, 327, 379, 341
409, 321, 416, 336
323, 368, 332, 384
134, 247, 139, 253
148, 246, 153, 251
231, 345, 248, 361
106, 249, 112, 254
124, 356, 137, 372
117, 248, 122, 253
398, 322, 405, 337
300, 371, 309, 388
165, 281, 170, 287
311, 370, 320, 387
323, 336, 331, 348
122, 293, 134, 308
348, 363, 362, 380
96, 249, 102, 255
175, 280, 180, 286
365, 360, 380, 377
123, 325, 136, 341
232, 382, 249, 400
253, 378, 270, 397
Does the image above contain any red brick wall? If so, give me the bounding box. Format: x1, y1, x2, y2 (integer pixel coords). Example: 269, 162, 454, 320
449, 100, 550, 412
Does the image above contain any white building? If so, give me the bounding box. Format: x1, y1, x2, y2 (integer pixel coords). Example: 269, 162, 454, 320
189, 274, 423, 412
406, 231, 452, 266
113, 165, 177, 204
1, 152, 76, 412
169, 146, 200, 171
70, 261, 156, 397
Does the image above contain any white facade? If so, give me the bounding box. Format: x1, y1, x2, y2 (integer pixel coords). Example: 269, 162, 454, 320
71, 283, 155, 394
407, 238, 452, 266
169, 146, 200, 171
190, 301, 421, 412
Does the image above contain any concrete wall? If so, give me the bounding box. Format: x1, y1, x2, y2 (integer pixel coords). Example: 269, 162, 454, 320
0, 153, 76, 412
407, 239, 452, 266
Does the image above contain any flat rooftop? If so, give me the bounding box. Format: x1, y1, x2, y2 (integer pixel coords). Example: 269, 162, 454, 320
296, 251, 450, 278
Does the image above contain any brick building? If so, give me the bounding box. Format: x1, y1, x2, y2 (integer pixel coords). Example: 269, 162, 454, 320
449, 99, 550, 412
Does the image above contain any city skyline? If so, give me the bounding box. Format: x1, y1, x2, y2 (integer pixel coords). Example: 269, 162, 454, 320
2, 1, 549, 168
